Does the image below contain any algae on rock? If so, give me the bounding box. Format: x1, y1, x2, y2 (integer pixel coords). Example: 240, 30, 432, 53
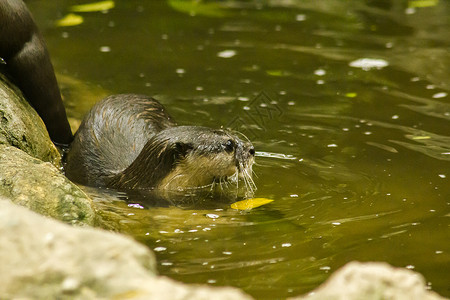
0, 145, 95, 226
0, 73, 61, 167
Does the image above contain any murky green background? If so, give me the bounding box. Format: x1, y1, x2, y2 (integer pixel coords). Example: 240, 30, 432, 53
29, 0, 449, 298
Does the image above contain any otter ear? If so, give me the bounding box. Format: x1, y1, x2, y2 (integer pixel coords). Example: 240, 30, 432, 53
175, 142, 194, 157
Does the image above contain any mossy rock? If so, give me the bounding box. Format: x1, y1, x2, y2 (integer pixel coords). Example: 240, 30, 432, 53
0, 73, 61, 166
0, 144, 95, 226
0, 73, 94, 226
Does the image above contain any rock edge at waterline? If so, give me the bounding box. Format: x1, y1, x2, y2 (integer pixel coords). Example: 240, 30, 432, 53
0, 74, 95, 226
290, 261, 446, 300
0, 73, 60, 166
0, 198, 253, 300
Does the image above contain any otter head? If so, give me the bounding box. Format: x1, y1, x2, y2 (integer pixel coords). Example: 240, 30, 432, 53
109, 126, 256, 194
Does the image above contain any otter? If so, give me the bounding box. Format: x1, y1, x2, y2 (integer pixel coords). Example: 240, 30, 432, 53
65, 94, 256, 193
0, 0, 73, 145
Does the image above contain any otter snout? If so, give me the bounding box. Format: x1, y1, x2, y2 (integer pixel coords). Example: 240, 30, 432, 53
235, 141, 255, 170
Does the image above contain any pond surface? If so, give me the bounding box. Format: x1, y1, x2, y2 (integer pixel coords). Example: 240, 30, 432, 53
29, 0, 449, 298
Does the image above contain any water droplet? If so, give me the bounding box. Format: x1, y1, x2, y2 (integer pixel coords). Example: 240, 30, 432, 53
405, 7, 416, 14
99, 46, 111, 52
296, 14, 306, 21
432, 92, 447, 99
217, 50, 236, 58
349, 58, 388, 71
314, 69, 326, 76
128, 203, 144, 209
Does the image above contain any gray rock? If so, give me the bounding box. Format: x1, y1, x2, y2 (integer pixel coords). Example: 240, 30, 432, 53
0, 73, 61, 166
0, 144, 95, 226
0, 198, 253, 300
292, 261, 446, 300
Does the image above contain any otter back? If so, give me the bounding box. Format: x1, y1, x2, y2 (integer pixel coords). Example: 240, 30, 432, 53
65, 94, 175, 186
0, 0, 73, 145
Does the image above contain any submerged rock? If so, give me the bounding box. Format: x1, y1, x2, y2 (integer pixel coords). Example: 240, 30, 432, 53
292, 261, 446, 300
0, 198, 252, 300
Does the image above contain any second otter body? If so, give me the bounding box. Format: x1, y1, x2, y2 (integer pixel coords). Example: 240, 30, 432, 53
0, 0, 73, 145
66, 94, 255, 191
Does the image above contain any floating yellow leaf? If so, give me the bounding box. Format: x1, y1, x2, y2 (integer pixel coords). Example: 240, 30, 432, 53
168, 0, 227, 17
70, 0, 115, 13
345, 92, 357, 98
231, 198, 274, 210
55, 14, 84, 27
266, 70, 290, 77
408, 0, 438, 8
412, 136, 431, 140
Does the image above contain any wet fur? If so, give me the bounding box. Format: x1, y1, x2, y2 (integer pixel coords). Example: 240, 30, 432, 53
66, 94, 255, 192
66, 94, 175, 186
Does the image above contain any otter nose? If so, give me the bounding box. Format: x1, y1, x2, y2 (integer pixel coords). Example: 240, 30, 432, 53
249, 147, 255, 156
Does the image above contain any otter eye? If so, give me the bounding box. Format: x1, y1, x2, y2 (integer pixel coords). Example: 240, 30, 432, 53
224, 139, 235, 152
175, 142, 193, 157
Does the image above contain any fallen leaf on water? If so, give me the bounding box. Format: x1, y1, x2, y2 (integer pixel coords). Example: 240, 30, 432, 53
71, 0, 115, 12
408, 0, 439, 8
168, 0, 228, 17
55, 14, 84, 27
231, 198, 274, 210
266, 70, 291, 77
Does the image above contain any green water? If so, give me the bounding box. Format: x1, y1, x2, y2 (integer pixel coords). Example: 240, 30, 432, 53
29, 0, 449, 298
